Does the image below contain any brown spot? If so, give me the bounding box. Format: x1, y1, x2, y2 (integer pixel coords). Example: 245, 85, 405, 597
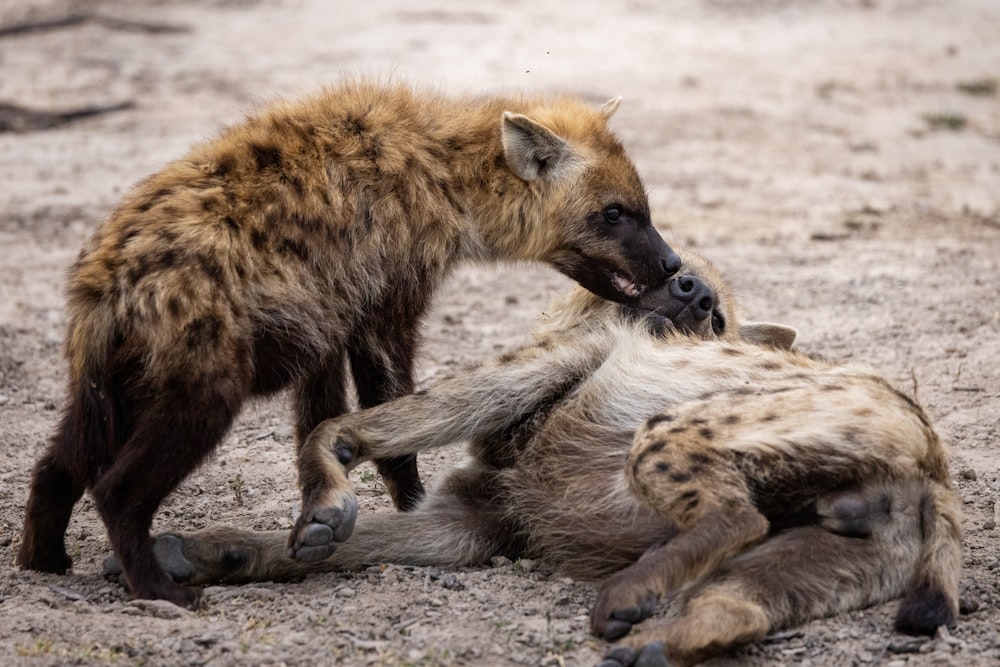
498, 350, 519, 364
213, 153, 236, 177
646, 440, 666, 454
698, 427, 714, 440
670, 471, 692, 483
722, 414, 740, 425
136, 187, 173, 213
669, 426, 688, 435
678, 489, 698, 500
250, 143, 282, 171
762, 413, 779, 422
279, 238, 310, 261
194, 252, 225, 286
822, 384, 846, 392
759, 360, 782, 371
166, 297, 182, 318
250, 228, 268, 250
646, 414, 674, 428
688, 452, 712, 465
116, 228, 141, 250
185, 315, 223, 350
684, 496, 700, 512
722, 346, 744, 356
126, 255, 153, 285
655, 461, 670, 473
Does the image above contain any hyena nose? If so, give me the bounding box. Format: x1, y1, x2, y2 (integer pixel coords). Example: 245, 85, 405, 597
660, 252, 682, 279
669, 275, 715, 321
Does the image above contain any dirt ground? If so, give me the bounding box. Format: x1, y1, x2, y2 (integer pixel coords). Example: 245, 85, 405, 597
1, 0, 998, 665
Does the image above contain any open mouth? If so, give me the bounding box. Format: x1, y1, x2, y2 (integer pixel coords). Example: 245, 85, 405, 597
611, 270, 644, 298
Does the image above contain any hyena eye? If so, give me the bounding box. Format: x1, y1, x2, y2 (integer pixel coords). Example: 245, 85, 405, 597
603, 205, 622, 223
711, 311, 726, 335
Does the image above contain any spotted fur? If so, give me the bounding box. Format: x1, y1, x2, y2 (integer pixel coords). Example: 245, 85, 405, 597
17, 79, 681, 608
112, 249, 959, 665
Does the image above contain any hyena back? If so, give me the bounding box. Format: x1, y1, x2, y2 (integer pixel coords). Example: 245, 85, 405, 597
17, 80, 681, 608
122, 248, 960, 664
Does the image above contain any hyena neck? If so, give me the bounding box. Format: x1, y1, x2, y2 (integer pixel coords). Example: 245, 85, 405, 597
435, 100, 567, 264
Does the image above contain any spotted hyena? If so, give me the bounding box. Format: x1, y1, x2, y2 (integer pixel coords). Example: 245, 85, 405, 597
17, 79, 683, 608
116, 248, 960, 665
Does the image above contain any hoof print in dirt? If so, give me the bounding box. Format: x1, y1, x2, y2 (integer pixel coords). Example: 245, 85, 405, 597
597, 641, 669, 667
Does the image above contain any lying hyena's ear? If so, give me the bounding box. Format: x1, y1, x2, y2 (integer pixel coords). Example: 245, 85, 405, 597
501, 112, 570, 181
599, 96, 621, 119
738, 322, 797, 350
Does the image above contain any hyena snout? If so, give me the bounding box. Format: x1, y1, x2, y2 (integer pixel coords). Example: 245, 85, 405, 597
669, 275, 715, 322
642, 226, 682, 287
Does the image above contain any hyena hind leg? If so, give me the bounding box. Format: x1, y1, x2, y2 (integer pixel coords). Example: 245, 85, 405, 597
91, 387, 241, 608
18, 444, 85, 573
601, 512, 926, 667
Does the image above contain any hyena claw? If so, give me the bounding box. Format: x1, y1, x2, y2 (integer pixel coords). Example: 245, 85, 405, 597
287, 493, 359, 560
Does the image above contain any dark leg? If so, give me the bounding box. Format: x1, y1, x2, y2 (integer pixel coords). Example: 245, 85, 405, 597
348, 336, 424, 511
90, 387, 240, 608
18, 441, 85, 573
292, 351, 350, 450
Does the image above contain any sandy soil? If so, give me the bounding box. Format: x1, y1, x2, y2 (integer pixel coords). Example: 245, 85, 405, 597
1, 0, 998, 665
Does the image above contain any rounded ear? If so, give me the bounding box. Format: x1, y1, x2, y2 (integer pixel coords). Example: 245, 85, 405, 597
599, 96, 621, 119
500, 111, 569, 181
737, 322, 797, 350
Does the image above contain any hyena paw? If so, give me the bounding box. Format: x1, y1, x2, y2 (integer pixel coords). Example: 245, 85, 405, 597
102, 534, 197, 584
591, 577, 658, 641
287, 489, 359, 561
596, 641, 669, 667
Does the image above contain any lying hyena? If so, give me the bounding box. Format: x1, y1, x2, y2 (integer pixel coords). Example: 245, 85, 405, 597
112, 250, 961, 665
17, 79, 682, 608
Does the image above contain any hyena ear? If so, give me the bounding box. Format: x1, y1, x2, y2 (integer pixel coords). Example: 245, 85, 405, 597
501, 111, 570, 181
599, 96, 621, 119
738, 322, 797, 350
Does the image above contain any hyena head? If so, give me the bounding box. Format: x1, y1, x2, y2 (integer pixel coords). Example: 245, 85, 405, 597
542, 247, 797, 349
500, 97, 681, 303
632, 249, 797, 348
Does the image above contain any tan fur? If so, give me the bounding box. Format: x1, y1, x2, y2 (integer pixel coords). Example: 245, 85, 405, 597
125, 250, 960, 663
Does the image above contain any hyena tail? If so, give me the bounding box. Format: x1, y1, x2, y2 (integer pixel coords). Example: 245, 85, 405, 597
63, 306, 128, 478
894, 482, 962, 635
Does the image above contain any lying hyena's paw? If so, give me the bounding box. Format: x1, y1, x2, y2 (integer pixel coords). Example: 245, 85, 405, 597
102, 534, 197, 585
103, 533, 259, 586
287, 488, 359, 561
591, 574, 659, 641
596, 641, 669, 667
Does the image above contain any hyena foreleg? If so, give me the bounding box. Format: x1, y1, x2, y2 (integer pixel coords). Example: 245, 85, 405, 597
347, 328, 425, 512
289, 327, 614, 559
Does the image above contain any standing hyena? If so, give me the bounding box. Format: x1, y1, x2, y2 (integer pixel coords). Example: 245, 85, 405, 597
17, 79, 683, 608
129, 249, 961, 665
